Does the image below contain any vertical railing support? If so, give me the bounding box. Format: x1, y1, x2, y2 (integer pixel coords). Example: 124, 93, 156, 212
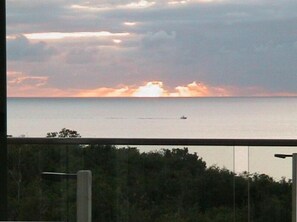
275, 153, 297, 222
293, 154, 297, 222
0, 0, 7, 219
77, 170, 92, 222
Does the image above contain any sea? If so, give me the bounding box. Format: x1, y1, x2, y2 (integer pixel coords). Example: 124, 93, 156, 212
7, 97, 297, 179
7, 97, 297, 139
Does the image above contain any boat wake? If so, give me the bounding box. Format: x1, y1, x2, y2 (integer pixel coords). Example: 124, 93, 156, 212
106, 117, 187, 120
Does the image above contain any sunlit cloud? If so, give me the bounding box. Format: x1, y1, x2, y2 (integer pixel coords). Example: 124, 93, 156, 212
168, 0, 221, 5
8, 86, 77, 98
76, 82, 166, 97
76, 81, 228, 97
113, 39, 122, 44
7, 72, 82, 97
8, 71, 48, 87
8, 79, 297, 98
197, 0, 216, 2
74, 81, 297, 97
194, 0, 224, 2
70, 4, 109, 11
6, 35, 17, 40
133, 81, 167, 97
124, 22, 137, 26
71, 0, 219, 12
172, 81, 230, 97
124, 0, 156, 9
168, 0, 188, 5
71, 0, 155, 12
77, 86, 134, 97
23, 32, 130, 40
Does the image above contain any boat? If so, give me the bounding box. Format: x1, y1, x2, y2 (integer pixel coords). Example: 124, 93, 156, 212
180, 115, 187, 119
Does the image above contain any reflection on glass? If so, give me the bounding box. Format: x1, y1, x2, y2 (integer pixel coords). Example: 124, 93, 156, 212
8, 144, 295, 221
8, 144, 237, 221
249, 147, 294, 222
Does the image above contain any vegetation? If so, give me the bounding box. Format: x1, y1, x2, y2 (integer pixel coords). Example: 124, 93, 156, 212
7, 129, 292, 221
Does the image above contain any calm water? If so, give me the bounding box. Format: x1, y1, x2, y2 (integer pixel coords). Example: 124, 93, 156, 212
7, 97, 297, 139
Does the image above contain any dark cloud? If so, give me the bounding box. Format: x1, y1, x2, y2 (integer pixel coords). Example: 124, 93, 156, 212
6, 0, 297, 95
7, 35, 56, 61
64, 47, 100, 64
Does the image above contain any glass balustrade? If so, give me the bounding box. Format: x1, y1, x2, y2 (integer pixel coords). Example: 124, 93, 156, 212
7, 140, 296, 221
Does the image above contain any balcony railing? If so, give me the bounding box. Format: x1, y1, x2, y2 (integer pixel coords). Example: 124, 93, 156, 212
8, 137, 297, 146
6, 137, 297, 221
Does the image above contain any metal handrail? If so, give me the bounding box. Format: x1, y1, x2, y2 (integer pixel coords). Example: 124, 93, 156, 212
7, 137, 297, 147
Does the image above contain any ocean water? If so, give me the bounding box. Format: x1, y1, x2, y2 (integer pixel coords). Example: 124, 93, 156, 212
7, 97, 297, 139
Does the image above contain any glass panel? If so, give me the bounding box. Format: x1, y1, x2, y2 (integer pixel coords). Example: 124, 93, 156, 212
11, 142, 297, 221
234, 146, 249, 222
249, 146, 294, 222
8, 144, 84, 221
8, 143, 235, 221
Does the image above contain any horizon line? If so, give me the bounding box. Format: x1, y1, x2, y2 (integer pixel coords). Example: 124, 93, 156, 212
7, 95, 297, 99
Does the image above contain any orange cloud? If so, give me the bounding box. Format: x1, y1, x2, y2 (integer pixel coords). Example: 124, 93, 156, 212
172, 81, 230, 97
7, 78, 297, 97
133, 81, 167, 97
76, 81, 229, 97
77, 86, 134, 97
7, 71, 76, 97
23, 31, 130, 40
74, 81, 297, 97
77, 81, 166, 97
8, 71, 48, 87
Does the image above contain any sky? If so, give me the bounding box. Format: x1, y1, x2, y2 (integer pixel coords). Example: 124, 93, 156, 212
6, 0, 297, 97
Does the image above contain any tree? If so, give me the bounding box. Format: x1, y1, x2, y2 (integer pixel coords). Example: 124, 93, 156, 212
46, 128, 81, 138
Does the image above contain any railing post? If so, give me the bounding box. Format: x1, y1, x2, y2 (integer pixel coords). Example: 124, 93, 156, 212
0, 0, 7, 219
293, 154, 297, 222
77, 170, 92, 222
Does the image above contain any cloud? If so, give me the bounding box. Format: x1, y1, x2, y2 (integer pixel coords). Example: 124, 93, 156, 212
7, 35, 56, 61
76, 86, 134, 97
6, 0, 297, 96
7, 71, 79, 97
173, 81, 230, 96
63, 47, 100, 64
124, 22, 137, 26
143, 30, 176, 42
8, 78, 297, 97
7, 71, 53, 97
73, 81, 297, 97
125, 0, 156, 9
23, 31, 130, 40
133, 81, 167, 96
71, 0, 156, 12
76, 82, 166, 97
8, 71, 48, 87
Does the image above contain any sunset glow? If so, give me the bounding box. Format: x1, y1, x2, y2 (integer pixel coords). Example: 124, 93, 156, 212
124, 0, 156, 9
173, 82, 229, 97
133, 82, 166, 97
168, 0, 188, 5
124, 22, 137, 26
71, 4, 109, 11
8, 72, 48, 87
23, 32, 130, 40
113, 39, 122, 44
8, 76, 297, 97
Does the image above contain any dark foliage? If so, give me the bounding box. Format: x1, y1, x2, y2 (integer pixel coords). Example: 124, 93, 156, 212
7, 130, 292, 221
